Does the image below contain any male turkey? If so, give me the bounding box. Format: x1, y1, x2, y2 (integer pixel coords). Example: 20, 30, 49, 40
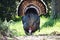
18, 0, 47, 35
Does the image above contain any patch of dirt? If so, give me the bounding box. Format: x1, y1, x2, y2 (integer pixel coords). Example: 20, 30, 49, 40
1, 31, 60, 40
1, 36, 60, 40
15, 36, 60, 40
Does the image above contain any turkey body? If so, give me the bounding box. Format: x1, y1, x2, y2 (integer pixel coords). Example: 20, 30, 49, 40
22, 13, 40, 35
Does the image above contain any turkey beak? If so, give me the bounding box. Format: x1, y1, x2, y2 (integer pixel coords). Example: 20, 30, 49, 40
29, 27, 32, 35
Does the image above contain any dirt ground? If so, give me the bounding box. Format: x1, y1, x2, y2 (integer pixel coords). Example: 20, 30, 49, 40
14, 36, 60, 40
1, 35, 60, 40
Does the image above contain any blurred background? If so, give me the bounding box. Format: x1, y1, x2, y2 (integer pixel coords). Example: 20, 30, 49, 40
0, 0, 60, 37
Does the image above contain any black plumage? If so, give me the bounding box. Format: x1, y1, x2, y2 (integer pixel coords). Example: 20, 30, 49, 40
22, 12, 40, 35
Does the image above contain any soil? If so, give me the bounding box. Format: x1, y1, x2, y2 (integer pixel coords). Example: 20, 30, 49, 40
0, 35, 60, 40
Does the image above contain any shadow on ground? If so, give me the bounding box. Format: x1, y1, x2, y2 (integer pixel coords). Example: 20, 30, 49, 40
40, 19, 56, 30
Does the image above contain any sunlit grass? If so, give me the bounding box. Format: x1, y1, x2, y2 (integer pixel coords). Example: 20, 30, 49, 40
9, 16, 60, 36
9, 21, 26, 36
34, 19, 60, 35
40, 16, 49, 27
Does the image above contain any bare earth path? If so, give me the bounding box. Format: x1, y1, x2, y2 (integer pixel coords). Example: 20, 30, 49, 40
1, 35, 60, 40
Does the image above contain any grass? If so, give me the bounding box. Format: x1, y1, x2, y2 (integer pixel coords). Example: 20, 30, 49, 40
9, 16, 60, 36
9, 21, 26, 36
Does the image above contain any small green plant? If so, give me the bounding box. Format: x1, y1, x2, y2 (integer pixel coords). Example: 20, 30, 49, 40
0, 19, 8, 36
0, 18, 15, 37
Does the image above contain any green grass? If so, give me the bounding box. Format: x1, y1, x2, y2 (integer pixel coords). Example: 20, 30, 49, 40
9, 21, 26, 36
9, 16, 60, 36
38, 21, 60, 34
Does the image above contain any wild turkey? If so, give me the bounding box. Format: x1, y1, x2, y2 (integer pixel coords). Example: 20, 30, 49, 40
18, 0, 47, 35
22, 11, 40, 35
